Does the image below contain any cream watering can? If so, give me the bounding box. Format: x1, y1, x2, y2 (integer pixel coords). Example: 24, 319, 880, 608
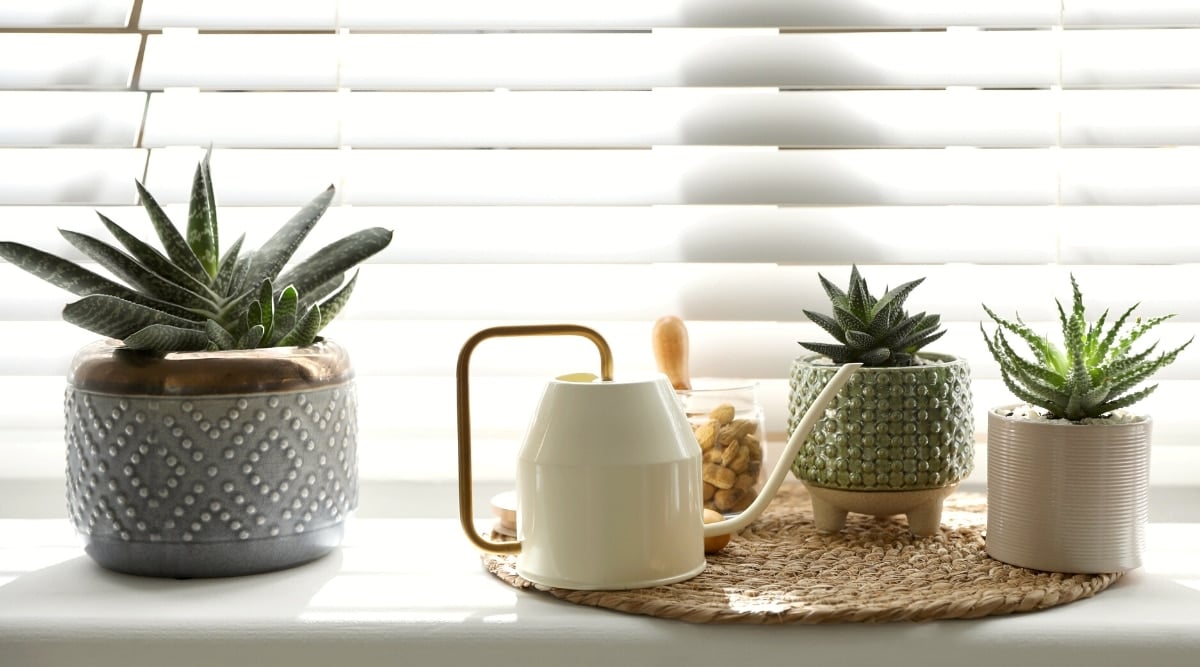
457, 324, 858, 590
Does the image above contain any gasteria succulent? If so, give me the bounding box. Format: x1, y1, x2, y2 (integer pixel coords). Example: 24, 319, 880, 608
0, 153, 391, 353
981, 274, 1192, 421
800, 265, 945, 367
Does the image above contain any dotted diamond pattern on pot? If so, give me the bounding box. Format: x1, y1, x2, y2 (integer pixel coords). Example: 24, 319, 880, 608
787, 354, 974, 491
65, 385, 358, 545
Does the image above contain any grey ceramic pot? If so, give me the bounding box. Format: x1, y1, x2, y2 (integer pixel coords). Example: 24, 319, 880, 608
786, 353, 974, 535
64, 339, 358, 578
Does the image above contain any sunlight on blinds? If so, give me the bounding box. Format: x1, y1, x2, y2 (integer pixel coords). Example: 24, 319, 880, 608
1, 2, 1198, 497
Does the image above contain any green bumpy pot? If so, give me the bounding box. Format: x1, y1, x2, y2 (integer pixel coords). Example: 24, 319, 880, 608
786, 353, 974, 491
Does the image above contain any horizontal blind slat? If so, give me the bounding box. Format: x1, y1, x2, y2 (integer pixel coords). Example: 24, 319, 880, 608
0, 35, 141, 90
5, 264, 1199, 328
1063, 29, 1200, 87
1064, 0, 1200, 27
0, 92, 146, 147
0, 149, 146, 205
15, 204, 1200, 266
140, 89, 1200, 149
144, 89, 1060, 149
139, 0, 1062, 30
142, 147, 1058, 206
138, 32, 1060, 91
0, 0, 132, 28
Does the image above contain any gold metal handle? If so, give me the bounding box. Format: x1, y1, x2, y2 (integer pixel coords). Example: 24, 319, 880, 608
455, 324, 614, 554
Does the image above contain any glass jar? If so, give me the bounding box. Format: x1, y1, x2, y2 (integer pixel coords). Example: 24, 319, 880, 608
677, 383, 767, 517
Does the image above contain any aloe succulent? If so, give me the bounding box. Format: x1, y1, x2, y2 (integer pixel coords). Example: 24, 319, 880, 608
981, 275, 1192, 421
0, 152, 392, 352
800, 265, 945, 367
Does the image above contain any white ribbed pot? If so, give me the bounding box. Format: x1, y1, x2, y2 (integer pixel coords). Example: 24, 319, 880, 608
986, 405, 1151, 574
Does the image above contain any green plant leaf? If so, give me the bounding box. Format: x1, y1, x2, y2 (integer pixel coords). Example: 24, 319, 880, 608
205, 319, 236, 350
1094, 384, 1159, 416
0, 241, 196, 319
798, 341, 853, 363
870, 277, 924, 321
271, 285, 298, 346
314, 271, 357, 333
243, 185, 336, 288
59, 229, 215, 314
847, 265, 870, 316
123, 324, 210, 351
239, 323, 265, 350
257, 279, 275, 344
804, 309, 849, 344
275, 227, 392, 297
212, 234, 246, 297
134, 180, 210, 284
96, 213, 217, 300
816, 272, 847, 307
62, 294, 204, 341
277, 305, 321, 347
187, 148, 219, 278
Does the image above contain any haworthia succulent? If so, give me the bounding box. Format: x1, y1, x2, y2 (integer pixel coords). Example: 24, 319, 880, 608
1, 157, 391, 353
799, 265, 944, 368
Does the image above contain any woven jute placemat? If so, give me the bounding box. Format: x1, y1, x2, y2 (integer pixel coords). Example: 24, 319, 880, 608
482, 483, 1122, 624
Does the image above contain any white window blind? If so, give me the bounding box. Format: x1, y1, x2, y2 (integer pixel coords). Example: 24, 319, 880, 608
2, 1, 1199, 514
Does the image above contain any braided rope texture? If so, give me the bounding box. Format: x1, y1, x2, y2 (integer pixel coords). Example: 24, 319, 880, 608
483, 484, 1121, 624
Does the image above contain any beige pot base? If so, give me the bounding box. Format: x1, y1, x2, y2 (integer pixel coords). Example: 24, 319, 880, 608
804, 483, 958, 537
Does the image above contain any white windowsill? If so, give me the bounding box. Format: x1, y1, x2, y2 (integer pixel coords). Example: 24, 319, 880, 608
2, 507, 1199, 667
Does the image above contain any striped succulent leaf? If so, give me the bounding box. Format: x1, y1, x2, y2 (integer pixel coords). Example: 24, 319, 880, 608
981, 274, 1192, 420
800, 265, 945, 367
0, 156, 392, 353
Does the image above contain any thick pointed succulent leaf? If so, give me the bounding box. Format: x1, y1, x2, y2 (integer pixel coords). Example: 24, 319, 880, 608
134, 180, 210, 284
243, 185, 336, 288
97, 213, 217, 300
830, 305, 870, 339
247, 300, 263, 330
314, 271, 357, 333
299, 272, 345, 312
804, 309, 848, 344
59, 229, 215, 314
212, 234, 245, 297
124, 324, 210, 352
816, 272, 848, 308
271, 285, 299, 346
846, 265, 870, 315
870, 277, 924, 320
62, 295, 203, 341
277, 305, 321, 347
276, 227, 392, 297
205, 319, 236, 350
239, 324, 265, 350
798, 341, 854, 363
844, 330, 877, 351
0, 241, 197, 319
257, 279, 275, 344
187, 148, 220, 278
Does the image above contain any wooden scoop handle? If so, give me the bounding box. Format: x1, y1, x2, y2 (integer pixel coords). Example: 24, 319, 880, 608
652, 315, 691, 391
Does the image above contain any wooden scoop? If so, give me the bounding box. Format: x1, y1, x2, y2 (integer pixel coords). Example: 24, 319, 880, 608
652, 315, 691, 391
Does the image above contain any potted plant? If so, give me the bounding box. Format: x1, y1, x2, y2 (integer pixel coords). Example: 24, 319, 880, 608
981, 275, 1191, 573
0, 152, 392, 577
787, 266, 974, 536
